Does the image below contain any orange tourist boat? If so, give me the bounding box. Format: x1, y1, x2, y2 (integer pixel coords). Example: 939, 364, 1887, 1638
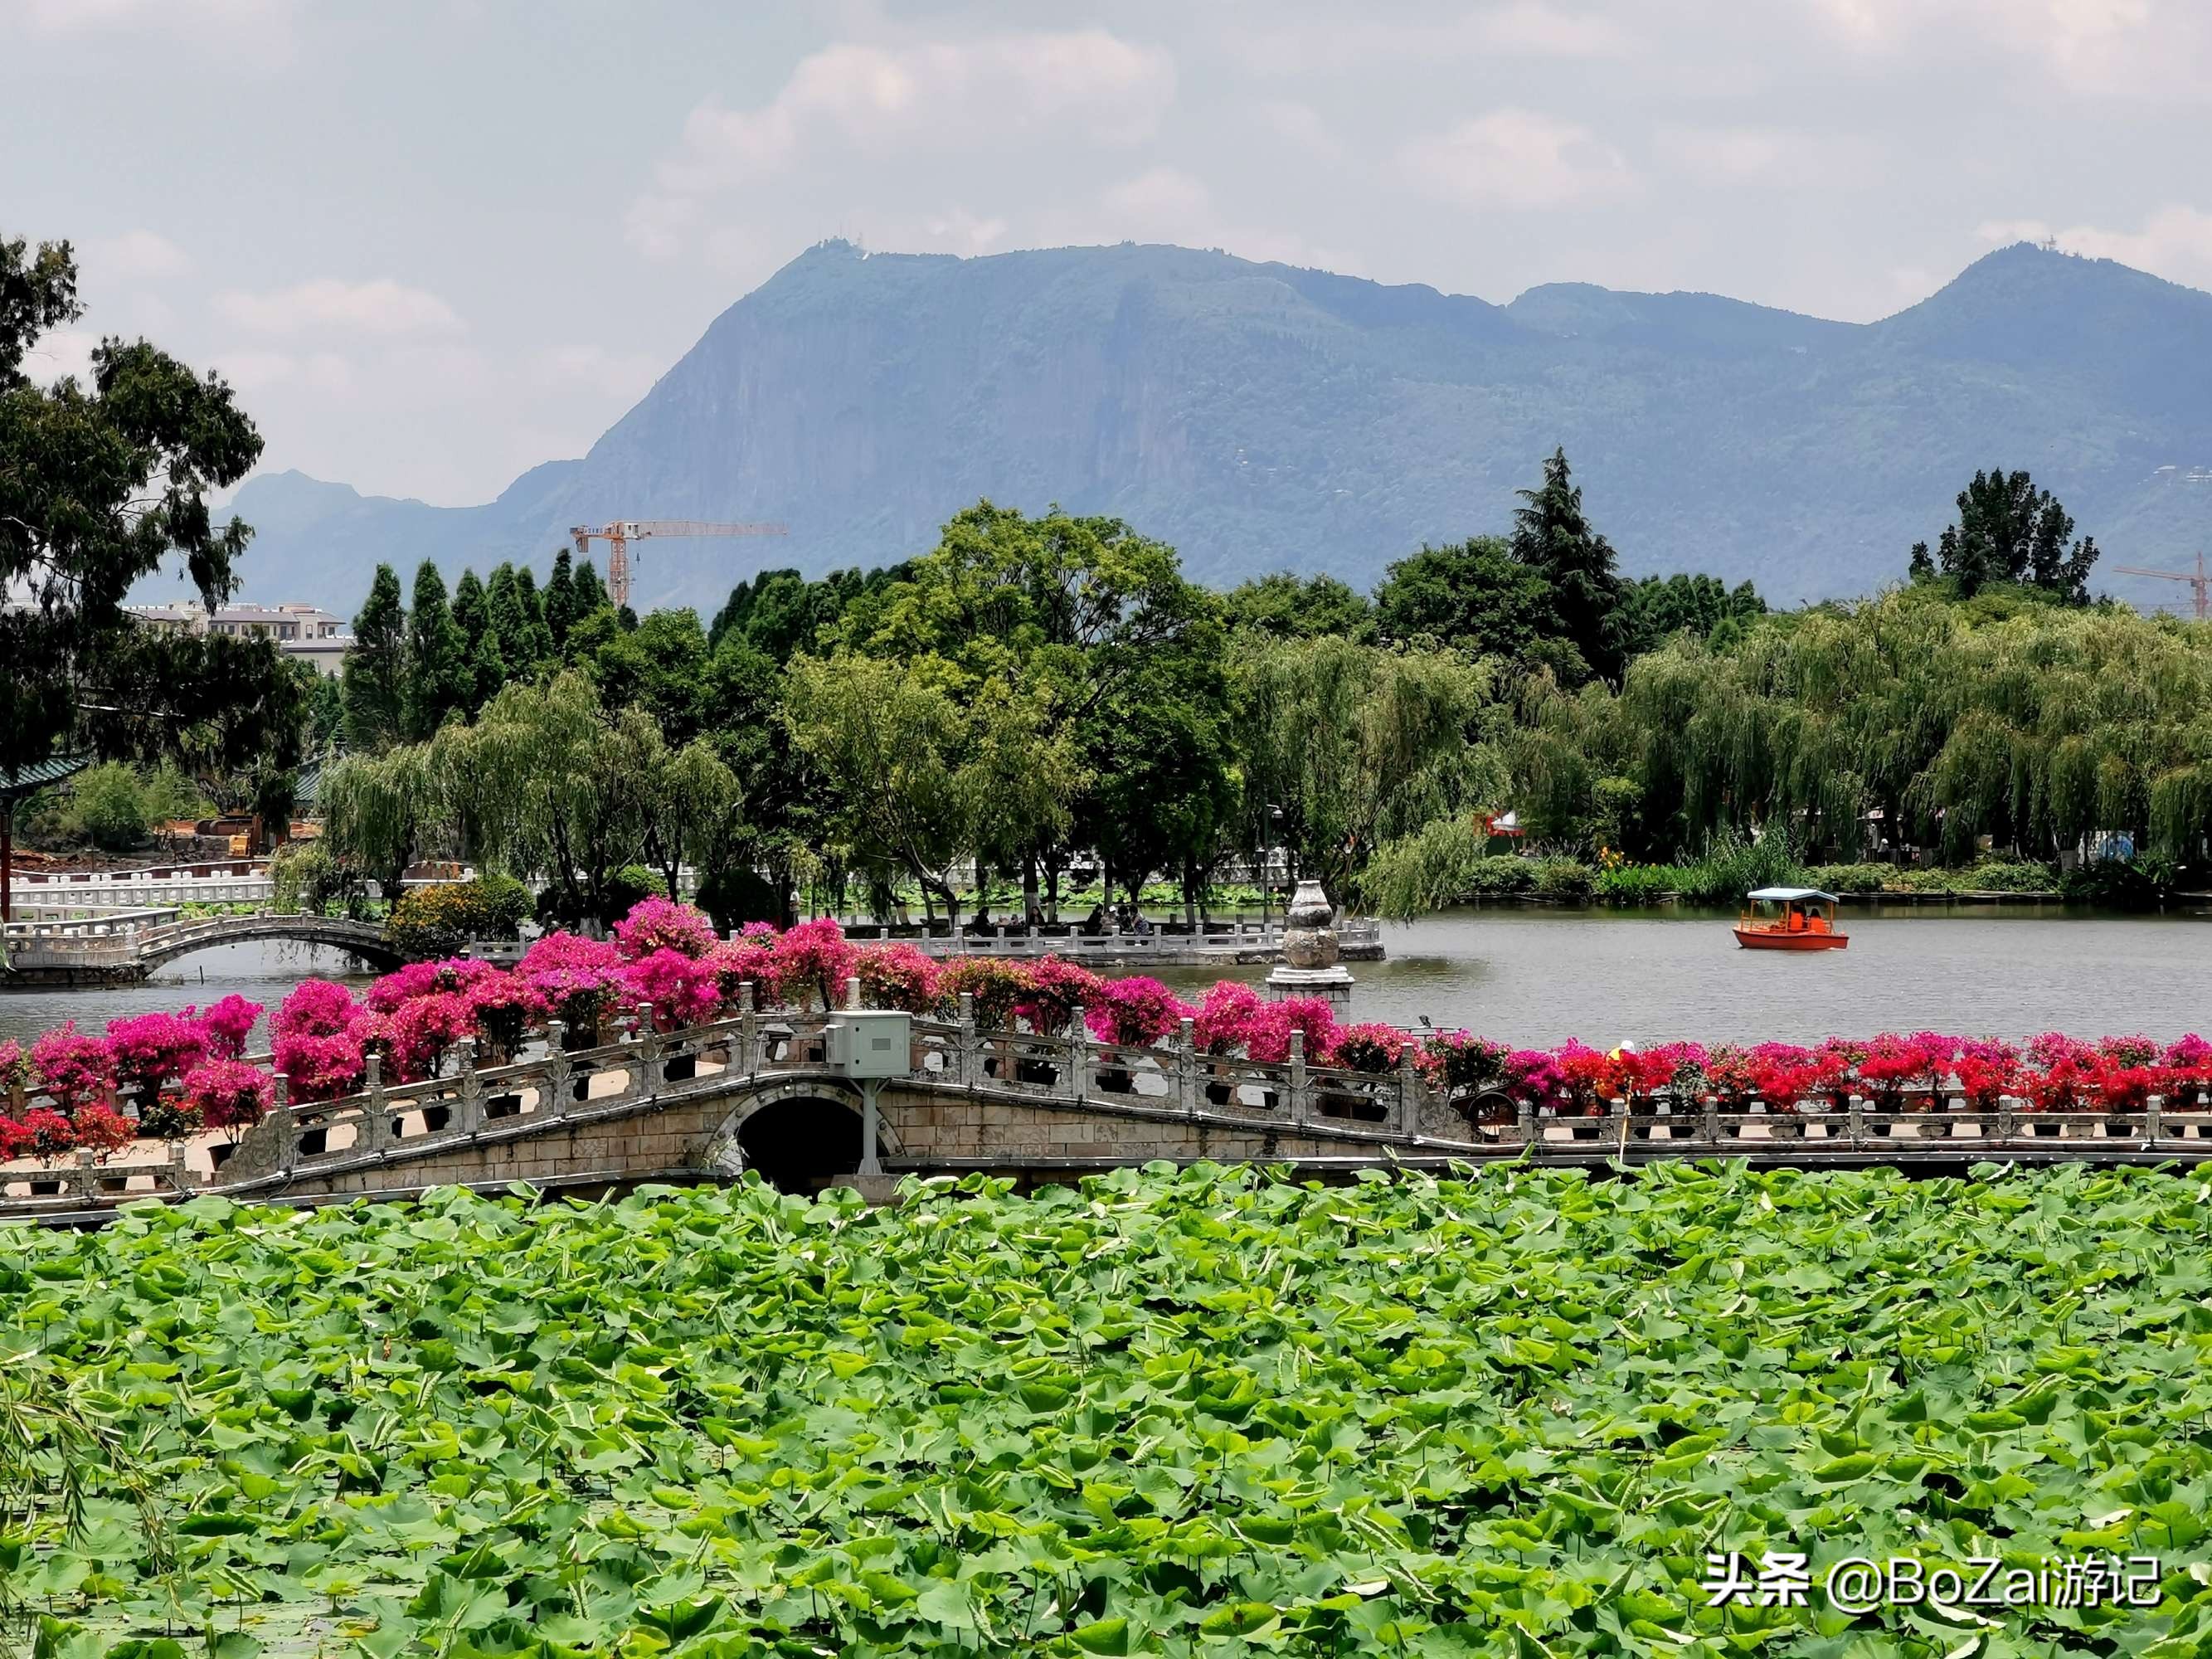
1733, 887, 1849, 951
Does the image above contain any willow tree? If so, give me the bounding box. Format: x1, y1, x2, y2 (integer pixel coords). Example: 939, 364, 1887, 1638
783, 651, 1061, 928
1231, 635, 1504, 900
320, 743, 442, 902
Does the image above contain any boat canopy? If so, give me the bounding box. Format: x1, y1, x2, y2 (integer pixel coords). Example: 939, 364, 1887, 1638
1745, 887, 1840, 903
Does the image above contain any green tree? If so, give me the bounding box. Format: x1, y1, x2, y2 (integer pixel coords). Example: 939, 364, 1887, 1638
1616, 572, 1766, 658
342, 564, 408, 752
69, 762, 147, 850
571, 556, 610, 617
639, 737, 742, 902
588, 608, 712, 742
1220, 572, 1375, 641
513, 564, 557, 665
320, 742, 440, 902
1510, 447, 1627, 684
1, 231, 297, 916
542, 548, 581, 652
1373, 536, 1558, 660
450, 568, 503, 713
1909, 468, 2100, 603
1232, 635, 1503, 899
484, 563, 530, 683
404, 560, 469, 739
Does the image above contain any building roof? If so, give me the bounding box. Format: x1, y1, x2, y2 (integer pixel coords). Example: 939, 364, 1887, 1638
1746, 887, 1840, 903
1, 754, 93, 799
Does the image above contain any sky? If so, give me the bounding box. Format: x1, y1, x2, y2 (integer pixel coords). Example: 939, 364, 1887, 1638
7, 0, 2212, 508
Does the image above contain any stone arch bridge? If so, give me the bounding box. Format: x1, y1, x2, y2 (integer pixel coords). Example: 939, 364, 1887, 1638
4, 913, 403, 985
8, 1000, 2212, 1223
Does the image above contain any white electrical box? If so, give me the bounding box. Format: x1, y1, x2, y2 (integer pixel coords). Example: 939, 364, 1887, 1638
825, 1010, 912, 1079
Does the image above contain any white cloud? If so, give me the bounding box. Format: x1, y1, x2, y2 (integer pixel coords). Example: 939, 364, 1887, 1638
1101, 166, 1214, 227
1254, 100, 1343, 163
1976, 206, 2212, 289
529, 344, 664, 402
211, 349, 353, 397
22, 328, 99, 387
1233, 4, 1628, 75
658, 31, 1175, 195
1396, 109, 1631, 209
1655, 124, 1880, 187
624, 194, 698, 262
919, 208, 1011, 255
1804, 0, 2202, 93
1475, 2, 1631, 56
92, 229, 192, 281
214, 278, 464, 338
14, 0, 286, 28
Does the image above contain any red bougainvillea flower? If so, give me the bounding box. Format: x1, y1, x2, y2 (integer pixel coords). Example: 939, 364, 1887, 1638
1015, 956, 1107, 1035
32, 1022, 114, 1110
182, 1059, 275, 1131
104, 1011, 212, 1099
71, 1103, 137, 1159
189, 994, 265, 1060
770, 919, 859, 1011
613, 896, 718, 961
854, 942, 944, 1016
517, 932, 627, 1031
1192, 981, 1263, 1057
938, 958, 1035, 1029
621, 948, 724, 1032
1086, 977, 1192, 1048
1330, 1022, 1409, 1077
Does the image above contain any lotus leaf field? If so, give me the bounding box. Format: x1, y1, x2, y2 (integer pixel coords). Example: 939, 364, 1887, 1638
6, 1162, 2212, 1657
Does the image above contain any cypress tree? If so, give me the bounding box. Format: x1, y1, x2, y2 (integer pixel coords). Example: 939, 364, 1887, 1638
342, 564, 408, 752
403, 561, 470, 739
513, 564, 557, 667
572, 557, 610, 617
484, 563, 527, 680
451, 568, 501, 713
543, 548, 579, 652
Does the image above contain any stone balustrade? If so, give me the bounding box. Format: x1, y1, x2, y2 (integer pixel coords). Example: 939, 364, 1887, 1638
7, 989, 2212, 1219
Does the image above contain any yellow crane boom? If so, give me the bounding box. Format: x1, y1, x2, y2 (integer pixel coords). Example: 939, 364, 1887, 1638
569, 519, 789, 609
2112, 552, 2210, 620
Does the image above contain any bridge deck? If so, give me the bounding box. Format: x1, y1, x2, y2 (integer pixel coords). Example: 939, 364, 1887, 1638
5, 1003, 2210, 1224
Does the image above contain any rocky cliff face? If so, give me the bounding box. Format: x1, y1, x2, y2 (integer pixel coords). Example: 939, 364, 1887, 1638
228, 239, 2212, 614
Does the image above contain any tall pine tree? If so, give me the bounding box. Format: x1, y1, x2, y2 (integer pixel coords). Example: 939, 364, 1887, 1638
403, 561, 469, 738
512, 565, 557, 668
450, 567, 503, 713
572, 557, 610, 616
1510, 448, 1627, 685
342, 564, 408, 752
543, 548, 580, 653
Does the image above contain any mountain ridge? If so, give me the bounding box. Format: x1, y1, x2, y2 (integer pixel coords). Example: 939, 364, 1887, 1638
223, 239, 2212, 615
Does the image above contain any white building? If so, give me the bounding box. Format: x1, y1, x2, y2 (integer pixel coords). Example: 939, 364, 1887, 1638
128, 601, 354, 677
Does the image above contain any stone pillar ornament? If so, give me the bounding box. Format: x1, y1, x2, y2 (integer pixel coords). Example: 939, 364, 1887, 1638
1266, 878, 1355, 1014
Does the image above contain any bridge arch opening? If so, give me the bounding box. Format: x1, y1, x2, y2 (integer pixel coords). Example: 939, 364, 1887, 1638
737, 1097, 863, 1194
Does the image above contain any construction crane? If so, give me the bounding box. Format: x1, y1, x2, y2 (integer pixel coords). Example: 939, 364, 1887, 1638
569, 520, 789, 609
2113, 552, 2211, 620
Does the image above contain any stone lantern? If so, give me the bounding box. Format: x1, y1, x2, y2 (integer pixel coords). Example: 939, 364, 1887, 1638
1266, 878, 1354, 1014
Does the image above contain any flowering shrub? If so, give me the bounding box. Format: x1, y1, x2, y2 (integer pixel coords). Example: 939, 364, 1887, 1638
0, 1039, 31, 1099
1636, 1041, 1713, 1108
1743, 1043, 1823, 1112
386, 992, 476, 1081
1330, 1023, 1409, 1076
518, 932, 627, 1039
1242, 999, 1339, 1066
367, 957, 500, 1014
1855, 1032, 1949, 1110
273, 979, 375, 1102
465, 971, 547, 1062
1553, 1041, 1616, 1115
1192, 981, 1263, 1057
1017, 956, 1107, 1035
1503, 1048, 1565, 1112
1086, 977, 1189, 1048
1417, 1032, 1510, 1096
182, 1059, 273, 1132
192, 995, 264, 1060
939, 957, 1035, 1028
771, 919, 859, 1010
707, 924, 781, 1007
854, 942, 943, 1015
32, 1023, 114, 1111
622, 948, 724, 1032
2021, 1034, 2099, 1112
15, 1107, 80, 1158
1952, 1039, 2022, 1110
105, 1011, 212, 1101
614, 896, 717, 961
73, 1105, 136, 1159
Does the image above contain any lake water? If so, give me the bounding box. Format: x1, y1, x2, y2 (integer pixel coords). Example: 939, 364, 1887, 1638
5, 907, 2210, 1049
1159, 905, 2212, 1046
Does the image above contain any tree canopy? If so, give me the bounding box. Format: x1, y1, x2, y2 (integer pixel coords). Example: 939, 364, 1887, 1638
1909, 467, 2100, 604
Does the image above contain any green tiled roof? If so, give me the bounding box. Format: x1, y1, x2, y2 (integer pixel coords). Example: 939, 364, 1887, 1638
1, 755, 93, 798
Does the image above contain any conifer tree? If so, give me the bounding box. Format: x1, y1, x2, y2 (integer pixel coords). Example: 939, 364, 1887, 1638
403, 561, 469, 739
342, 564, 408, 752
450, 568, 501, 713
512, 564, 557, 667
543, 548, 580, 652
1510, 448, 1627, 685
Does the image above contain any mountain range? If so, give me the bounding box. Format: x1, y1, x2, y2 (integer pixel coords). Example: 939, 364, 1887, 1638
224, 238, 2212, 616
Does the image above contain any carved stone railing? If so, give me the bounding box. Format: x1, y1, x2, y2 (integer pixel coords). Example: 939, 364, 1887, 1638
10, 997, 2212, 1217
